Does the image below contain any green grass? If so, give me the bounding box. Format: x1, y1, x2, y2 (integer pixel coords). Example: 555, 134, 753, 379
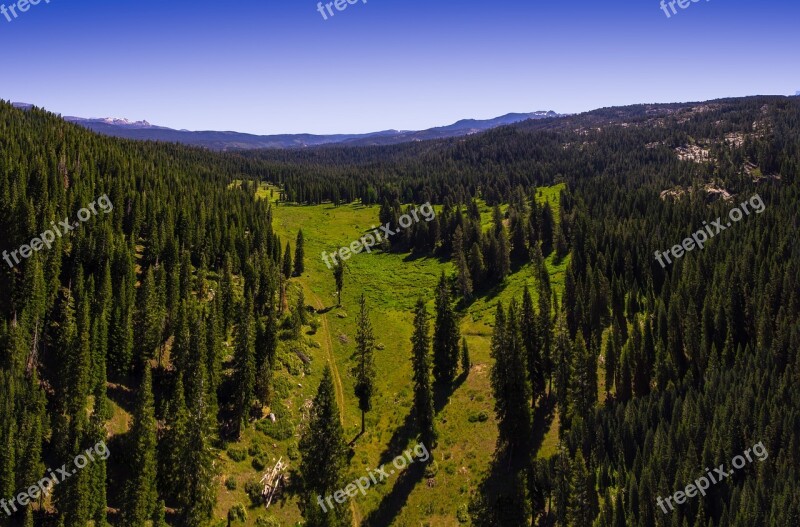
212, 183, 565, 526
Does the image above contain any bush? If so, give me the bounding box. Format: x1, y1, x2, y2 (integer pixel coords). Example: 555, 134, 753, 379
272, 376, 291, 399
227, 447, 247, 462
457, 504, 469, 523
424, 461, 439, 478
252, 455, 267, 471
468, 411, 488, 423
248, 443, 264, 457
255, 401, 294, 440
255, 517, 281, 527
287, 442, 300, 461
225, 477, 237, 490
245, 480, 263, 505
228, 503, 247, 523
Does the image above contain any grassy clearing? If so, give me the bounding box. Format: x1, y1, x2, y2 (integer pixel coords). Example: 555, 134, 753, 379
202, 182, 568, 525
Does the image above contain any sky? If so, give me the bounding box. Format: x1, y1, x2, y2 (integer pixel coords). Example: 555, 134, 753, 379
1, 0, 798, 135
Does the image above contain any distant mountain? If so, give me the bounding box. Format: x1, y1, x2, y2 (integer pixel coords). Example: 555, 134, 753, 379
12, 103, 560, 150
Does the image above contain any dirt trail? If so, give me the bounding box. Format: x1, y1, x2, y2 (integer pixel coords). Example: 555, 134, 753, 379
305, 285, 361, 526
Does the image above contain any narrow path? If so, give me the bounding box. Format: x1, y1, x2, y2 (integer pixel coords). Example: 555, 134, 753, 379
307, 288, 346, 427
305, 285, 361, 526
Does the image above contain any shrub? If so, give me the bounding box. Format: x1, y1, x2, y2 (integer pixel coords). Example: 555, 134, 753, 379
252, 455, 267, 471
287, 443, 300, 461
228, 503, 247, 523
256, 401, 294, 440
227, 447, 247, 462
468, 411, 488, 423
256, 517, 281, 527
457, 504, 469, 523
245, 480, 263, 505
424, 461, 439, 478
225, 477, 237, 490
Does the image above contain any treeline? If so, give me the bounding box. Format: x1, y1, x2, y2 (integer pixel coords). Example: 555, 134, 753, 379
249, 96, 797, 208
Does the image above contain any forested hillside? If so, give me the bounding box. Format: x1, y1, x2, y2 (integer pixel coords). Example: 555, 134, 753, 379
0, 101, 302, 527
1, 95, 798, 527
255, 96, 800, 526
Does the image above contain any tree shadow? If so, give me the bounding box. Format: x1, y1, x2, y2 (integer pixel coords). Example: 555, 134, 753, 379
375, 409, 416, 467
106, 380, 136, 416
433, 374, 466, 413
360, 460, 426, 527
531, 393, 556, 454
349, 430, 365, 447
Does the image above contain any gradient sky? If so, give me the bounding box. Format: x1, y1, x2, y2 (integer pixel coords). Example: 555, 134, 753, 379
1, 0, 798, 134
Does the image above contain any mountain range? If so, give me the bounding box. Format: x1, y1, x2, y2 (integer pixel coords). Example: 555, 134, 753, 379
11, 103, 560, 150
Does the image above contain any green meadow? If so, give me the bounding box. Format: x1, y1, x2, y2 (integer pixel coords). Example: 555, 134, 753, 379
215, 183, 567, 526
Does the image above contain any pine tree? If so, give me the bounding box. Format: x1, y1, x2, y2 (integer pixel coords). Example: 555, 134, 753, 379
411, 298, 437, 450
495, 227, 511, 282
121, 367, 158, 527
232, 295, 255, 438
532, 244, 553, 395
135, 267, 163, 364
433, 273, 460, 386
353, 294, 376, 435
296, 288, 307, 325
176, 369, 217, 527
294, 230, 305, 276
553, 310, 571, 429
490, 301, 531, 458
521, 286, 544, 404
282, 241, 293, 279
468, 242, 485, 288
569, 450, 596, 526
452, 226, 472, 299
569, 334, 596, 423
220, 258, 234, 333
332, 261, 344, 307
159, 374, 188, 503
299, 367, 352, 527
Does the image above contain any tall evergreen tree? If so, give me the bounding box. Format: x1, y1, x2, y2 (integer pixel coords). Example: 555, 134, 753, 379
411, 298, 437, 450
232, 295, 255, 438
452, 226, 472, 299
332, 261, 344, 307
521, 286, 544, 404
121, 367, 158, 527
490, 301, 531, 459
282, 241, 293, 279
352, 294, 376, 435
299, 367, 352, 527
433, 272, 460, 386
294, 229, 305, 276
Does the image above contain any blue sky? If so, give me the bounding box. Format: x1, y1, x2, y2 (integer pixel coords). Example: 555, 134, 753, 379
1, 0, 798, 134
